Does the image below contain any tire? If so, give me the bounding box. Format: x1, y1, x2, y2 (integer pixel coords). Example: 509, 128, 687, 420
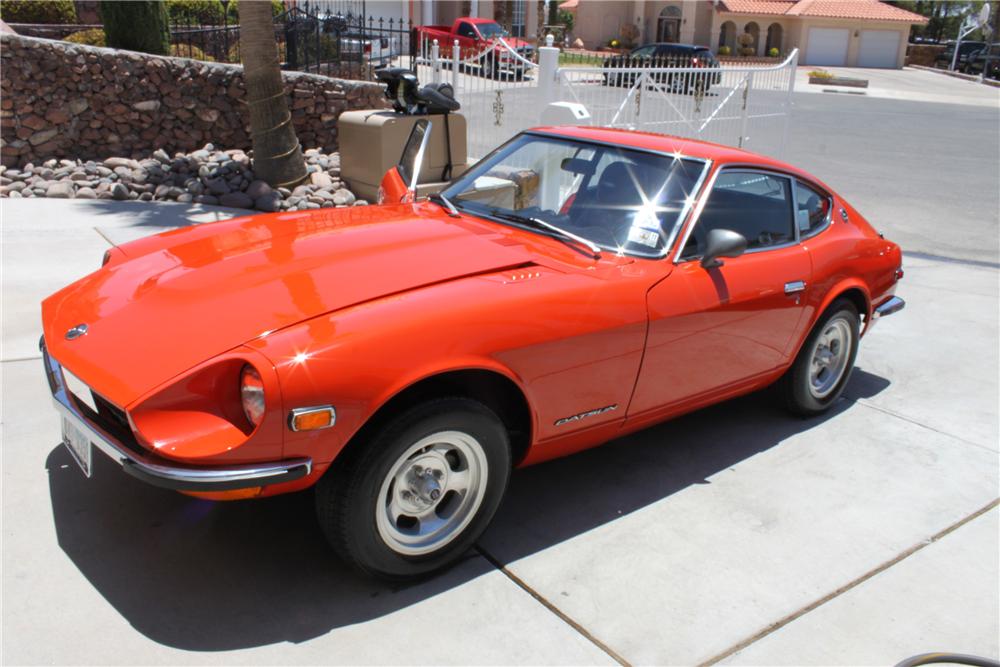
781, 299, 860, 416
315, 397, 511, 580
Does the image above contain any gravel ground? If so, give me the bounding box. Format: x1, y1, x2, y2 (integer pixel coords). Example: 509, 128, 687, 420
0, 145, 364, 212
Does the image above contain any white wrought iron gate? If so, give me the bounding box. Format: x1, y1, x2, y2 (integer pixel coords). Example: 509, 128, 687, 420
411, 39, 797, 160
555, 50, 799, 158
415, 35, 539, 159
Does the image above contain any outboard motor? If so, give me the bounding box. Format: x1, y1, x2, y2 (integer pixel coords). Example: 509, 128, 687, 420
376, 68, 461, 116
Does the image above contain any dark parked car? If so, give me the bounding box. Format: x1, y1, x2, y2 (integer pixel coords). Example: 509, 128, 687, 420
934, 40, 986, 69
963, 43, 1000, 79
603, 43, 721, 93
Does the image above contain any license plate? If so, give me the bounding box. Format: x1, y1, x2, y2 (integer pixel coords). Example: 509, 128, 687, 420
61, 417, 92, 477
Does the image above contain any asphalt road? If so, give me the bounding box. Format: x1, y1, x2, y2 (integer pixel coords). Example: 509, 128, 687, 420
784, 92, 999, 265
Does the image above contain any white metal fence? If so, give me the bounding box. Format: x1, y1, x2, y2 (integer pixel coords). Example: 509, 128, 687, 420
415, 35, 539, 159
413, 37, 798, 160
555, 51, 798, 158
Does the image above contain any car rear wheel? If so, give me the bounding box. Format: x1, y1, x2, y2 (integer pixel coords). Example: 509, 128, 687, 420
315, 397, 511, 580
781, 299, 859, 416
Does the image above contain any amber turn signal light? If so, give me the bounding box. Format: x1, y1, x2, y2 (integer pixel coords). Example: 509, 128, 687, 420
289, 406, 336, 432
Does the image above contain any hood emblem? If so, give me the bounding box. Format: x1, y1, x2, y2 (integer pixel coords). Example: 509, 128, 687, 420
65, 324, 88, 340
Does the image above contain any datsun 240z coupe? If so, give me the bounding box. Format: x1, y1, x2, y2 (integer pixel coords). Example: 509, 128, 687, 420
41, 125, 904, 579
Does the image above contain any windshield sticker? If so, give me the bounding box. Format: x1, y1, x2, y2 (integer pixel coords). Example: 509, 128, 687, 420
633, 206, 661, 231
628, 226, 660, 247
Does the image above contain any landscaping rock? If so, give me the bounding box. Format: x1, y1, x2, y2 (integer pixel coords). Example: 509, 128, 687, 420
46, 181, 74, 198
246, 180, 272, 200
332, 189, 355, 206
0, 142, 362, 213
219, 191, 253, 208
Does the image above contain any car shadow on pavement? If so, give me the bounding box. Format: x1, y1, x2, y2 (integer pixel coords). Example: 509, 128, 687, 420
45, 368, 889, 651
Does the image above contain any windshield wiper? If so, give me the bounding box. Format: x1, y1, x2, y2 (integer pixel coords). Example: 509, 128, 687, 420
428, 192, 460, 218
488, 209, 601, 259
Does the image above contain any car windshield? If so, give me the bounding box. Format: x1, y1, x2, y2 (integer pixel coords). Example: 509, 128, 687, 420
477, 22, 507, 39
441, 133, 708, 258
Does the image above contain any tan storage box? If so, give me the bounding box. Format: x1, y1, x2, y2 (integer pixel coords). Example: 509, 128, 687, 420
339, 110, 468, 202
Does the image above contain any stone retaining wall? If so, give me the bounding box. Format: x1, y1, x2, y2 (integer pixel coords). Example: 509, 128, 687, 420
0, 33, 389, 167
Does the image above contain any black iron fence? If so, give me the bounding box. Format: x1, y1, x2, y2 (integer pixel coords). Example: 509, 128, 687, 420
168, 2, 414, 81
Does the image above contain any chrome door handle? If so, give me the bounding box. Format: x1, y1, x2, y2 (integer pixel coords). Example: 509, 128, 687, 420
784, 280, 807, 295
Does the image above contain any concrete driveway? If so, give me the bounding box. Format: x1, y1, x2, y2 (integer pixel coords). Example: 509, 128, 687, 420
2, 92, 998, 664
795, 65, 1000, 107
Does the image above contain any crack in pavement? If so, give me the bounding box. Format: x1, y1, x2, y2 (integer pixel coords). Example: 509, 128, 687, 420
475, 545, 632, 666
699, 498, 999, 665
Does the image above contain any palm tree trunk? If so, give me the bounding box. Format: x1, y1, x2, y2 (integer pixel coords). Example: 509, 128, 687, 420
240, 0, 306, 188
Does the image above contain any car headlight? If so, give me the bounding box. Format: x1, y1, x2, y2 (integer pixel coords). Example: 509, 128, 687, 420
240, 364, 265, 428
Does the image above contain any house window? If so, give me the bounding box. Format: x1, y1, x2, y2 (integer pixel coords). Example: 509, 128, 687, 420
511, 0, 526, 37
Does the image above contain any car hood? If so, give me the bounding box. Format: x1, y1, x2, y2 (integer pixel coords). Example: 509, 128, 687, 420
42, 205, 533, 406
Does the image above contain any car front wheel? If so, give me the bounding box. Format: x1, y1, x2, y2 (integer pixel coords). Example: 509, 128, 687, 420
315, 397, 511, 580
782, 299, 860, 416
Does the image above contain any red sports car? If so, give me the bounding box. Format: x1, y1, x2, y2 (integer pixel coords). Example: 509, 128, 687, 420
41, 126, 904, 579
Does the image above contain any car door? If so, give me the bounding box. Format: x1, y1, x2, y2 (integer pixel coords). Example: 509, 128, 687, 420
627, 168, 812, 418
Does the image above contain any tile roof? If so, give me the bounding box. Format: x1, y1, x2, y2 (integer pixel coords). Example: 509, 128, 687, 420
718, 0, 928, 23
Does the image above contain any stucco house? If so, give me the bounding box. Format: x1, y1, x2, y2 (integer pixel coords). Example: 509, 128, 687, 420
565, 0, 928, 68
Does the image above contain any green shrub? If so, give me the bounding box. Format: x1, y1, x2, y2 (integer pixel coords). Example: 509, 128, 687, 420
166, 0, 284, 24
0, 0, 77, 24
557, 8, 573, 32
166, 0, 231, 23
768, 47, 779, 57
65, 28, 106, 46
809, 69, 833, 78
717, 45, 731, 56
100, 1, 170, 55
170, 43, 213, 60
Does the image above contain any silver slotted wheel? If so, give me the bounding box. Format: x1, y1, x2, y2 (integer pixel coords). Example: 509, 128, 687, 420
782, 299, 860, 417
315, 397, 511, 580
808, 317, 853, 399
376, 431, 489, 556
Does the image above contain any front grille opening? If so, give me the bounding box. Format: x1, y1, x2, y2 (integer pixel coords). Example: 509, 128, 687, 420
72, 392, 146, 457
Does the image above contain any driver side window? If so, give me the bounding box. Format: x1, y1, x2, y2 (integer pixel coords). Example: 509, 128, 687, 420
457, 22, 477, 39
682, 171, 794, 259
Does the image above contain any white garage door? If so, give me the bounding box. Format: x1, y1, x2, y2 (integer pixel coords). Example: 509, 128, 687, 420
858, 29, 901, 68
805, 28, 849, 66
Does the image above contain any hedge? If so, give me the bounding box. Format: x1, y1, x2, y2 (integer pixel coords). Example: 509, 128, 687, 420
0, 0, 77, 24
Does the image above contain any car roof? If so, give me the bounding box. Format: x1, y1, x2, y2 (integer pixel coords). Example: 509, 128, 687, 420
528, 126, 818, 179
637, 43, 710, 51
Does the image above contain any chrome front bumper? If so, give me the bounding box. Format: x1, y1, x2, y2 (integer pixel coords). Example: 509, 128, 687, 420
873, 295, 906, 319
42, 343, 311, 492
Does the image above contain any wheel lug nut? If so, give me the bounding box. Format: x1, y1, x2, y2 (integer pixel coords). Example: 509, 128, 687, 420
430, 489, 441, 501
413, 465, 423, 475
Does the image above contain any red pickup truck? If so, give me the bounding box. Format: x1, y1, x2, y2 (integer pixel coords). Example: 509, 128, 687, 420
414, 17, 535, 79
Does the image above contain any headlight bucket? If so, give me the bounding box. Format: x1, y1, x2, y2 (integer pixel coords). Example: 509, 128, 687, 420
240, 364, 266, 428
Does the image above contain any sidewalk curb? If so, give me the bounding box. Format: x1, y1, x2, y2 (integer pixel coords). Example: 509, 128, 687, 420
908, 64, 1000, 88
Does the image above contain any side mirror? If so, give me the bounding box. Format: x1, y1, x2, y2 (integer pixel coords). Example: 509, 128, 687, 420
700, 228, 747, 269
